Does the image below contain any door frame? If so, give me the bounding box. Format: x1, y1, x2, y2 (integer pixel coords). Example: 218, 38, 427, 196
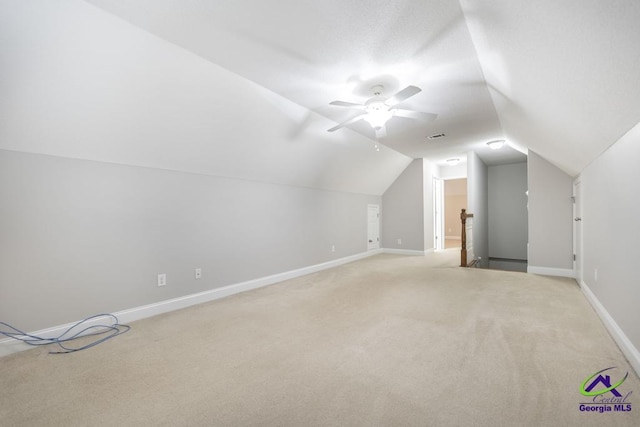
433, 177, 444, 250
572, 179, 582, 283
367, 204, 380, 250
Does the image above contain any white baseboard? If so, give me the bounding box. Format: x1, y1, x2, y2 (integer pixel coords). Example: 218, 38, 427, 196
527, 266, 575, 278
382, 248, 433, 256
580, 280, 640, 377
0, 250, 382, 358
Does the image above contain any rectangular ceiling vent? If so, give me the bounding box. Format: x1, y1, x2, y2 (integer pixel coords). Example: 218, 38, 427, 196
428, 133, 446, 140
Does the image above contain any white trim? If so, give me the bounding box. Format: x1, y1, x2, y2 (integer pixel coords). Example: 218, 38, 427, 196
433, 177, 444, 251
382, 248, 434, 256
527, 266, 575, 278
367, 204, 381, 250
0, 250, 382, 357
580, 280, 640, 377
572, 178, 583, 283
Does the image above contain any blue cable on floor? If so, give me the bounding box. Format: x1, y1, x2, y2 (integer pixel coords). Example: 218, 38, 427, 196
0, 314, 130, 354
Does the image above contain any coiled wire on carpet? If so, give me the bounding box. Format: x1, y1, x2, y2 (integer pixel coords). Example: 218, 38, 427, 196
0, 314, 130, 354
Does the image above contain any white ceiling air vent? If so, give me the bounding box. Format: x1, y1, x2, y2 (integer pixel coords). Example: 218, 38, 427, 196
428, 133, 446, 139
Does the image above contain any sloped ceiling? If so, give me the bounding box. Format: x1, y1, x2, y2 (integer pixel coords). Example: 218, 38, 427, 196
3, 0, 640, 187
0, 0, 411, 195
84, 0, 640, 175
84, 0, 525, 167
461, 0, 640, 176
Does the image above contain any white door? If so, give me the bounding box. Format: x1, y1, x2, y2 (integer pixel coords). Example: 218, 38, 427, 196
367, 204, 380, 250
433, 178, 444, 250
573, 180, 582, 283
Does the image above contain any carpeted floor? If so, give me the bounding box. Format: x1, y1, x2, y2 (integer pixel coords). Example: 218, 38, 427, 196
1, 250, 638, 426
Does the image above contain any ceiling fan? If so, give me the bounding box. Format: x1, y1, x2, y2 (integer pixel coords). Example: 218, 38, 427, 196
327, 85, 437, 138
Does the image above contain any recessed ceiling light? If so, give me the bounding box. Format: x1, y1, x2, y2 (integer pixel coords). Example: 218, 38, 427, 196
428, 133, 446, 139
446, 158, 460, 166
487, 140, 505, 150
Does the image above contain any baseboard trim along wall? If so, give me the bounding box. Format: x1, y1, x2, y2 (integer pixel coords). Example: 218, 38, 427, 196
0, 249, 383, 357
527, 266, 575, 278
580, 280, 640, 377
382, 248, 434, 256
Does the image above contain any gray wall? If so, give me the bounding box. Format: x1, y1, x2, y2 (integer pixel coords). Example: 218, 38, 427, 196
488, 162, 528, 260
381, 159, 425, 251
0, 0, 411, 333
381, 158, 439, 252
527, 151, 573, 270
0, 150, 380, 331
580, 122, 640, 353
467, 151, 489, 266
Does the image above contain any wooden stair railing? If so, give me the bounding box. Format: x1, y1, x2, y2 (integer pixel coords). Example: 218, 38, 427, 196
460, 209, 474, 267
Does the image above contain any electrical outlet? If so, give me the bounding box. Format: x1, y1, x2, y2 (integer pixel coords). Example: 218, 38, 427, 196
195, 268, 202, 279
397, 238, 402, 245
157, 273, 167, 287
331, 245, 336, 252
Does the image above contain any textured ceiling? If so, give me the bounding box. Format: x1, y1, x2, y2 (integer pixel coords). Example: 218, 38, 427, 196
7, 0, 640, 177
0, 0, 413, 195
85, 0, 528, 168
86, 0, 640, 175
461, 0, 640, 175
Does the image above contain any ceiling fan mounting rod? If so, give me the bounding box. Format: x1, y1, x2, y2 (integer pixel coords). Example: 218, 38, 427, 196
371, 85, 385, 97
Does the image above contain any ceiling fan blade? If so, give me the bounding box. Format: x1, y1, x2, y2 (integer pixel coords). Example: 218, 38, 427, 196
392, 109, 437, 121
329, 100, 366, 109
387, 85, 422, 106
327, 113, 366, 132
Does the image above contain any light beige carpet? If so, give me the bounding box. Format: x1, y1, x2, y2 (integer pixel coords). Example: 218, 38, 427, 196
1, 250, 638, 426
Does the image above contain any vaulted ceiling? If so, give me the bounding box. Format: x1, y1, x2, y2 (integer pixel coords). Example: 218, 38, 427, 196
84, 0, 640, 175
2, 1, 640, 195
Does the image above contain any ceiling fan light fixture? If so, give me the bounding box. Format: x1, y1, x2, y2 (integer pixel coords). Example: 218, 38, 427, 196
446, 158, 460, 166
363, 102, 394, 129
487, 139, 505, 150
327, 84, 433, 134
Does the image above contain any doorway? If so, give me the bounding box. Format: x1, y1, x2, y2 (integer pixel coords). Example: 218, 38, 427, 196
444, 178, 467, 249
367, 204, 380, 250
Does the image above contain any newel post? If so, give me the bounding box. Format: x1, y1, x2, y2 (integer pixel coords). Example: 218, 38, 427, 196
460, 209, 474, 267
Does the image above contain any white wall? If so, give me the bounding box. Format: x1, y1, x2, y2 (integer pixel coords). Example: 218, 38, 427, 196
381, 160, 425, 251
466, 151, 489, 266
527, 151, 573, 273
0, 150, 380, 331
579, 121, 640, 365
439, 162, 467, 180
488, 162, 528, 260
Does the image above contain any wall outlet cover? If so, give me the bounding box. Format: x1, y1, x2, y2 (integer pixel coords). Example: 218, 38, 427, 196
157, 273, 167, 287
